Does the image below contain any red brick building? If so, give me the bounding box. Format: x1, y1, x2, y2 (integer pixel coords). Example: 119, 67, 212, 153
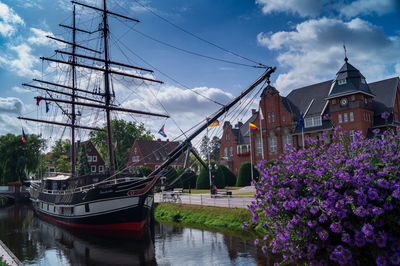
128, 139, 185, 173
75, 141, 106, 174
220, 58, 400, 174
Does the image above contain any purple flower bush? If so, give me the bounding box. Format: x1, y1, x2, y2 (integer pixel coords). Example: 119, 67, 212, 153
248, 127, 400, 265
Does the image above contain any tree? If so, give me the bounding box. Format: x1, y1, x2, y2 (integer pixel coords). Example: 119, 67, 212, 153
165, 166, 183, 189
50, 139, 71, 173
236, 162, 259, 187
219, 165, 236, 186
77, 144, 90, 176
196, 165, 225, 189
199, 135, 221, 162
133, 166, 153, 177
89, 119, 153, 169
0, 133, 45, 184
177, 167, 197, 189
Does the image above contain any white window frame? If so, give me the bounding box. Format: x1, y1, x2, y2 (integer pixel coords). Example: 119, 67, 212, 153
88, 156, 92, 162
99, 165, 104, 173
92, 156, 97, 162
132, 156, 139, 162
224, 147, 228, 157
269, 136, 277, 154
91, 165, 96, 173
304, 116, 322, 128
226, 133, 230, 140
350, 130, 356, 142
255, 138, 262, 155
338, 79, 347, 85
267, 113, 271, 123
283, 135, 292, 151
350, 112, 354, 122
229, 146, 233, 157
338, 114, 342, 123
282, 114, 286, 122
344, 113, 348, 123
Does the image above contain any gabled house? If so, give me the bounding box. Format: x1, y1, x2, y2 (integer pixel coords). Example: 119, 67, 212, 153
219, 57, 400, 174
74, 140, 106, 174
128, 139, 185, 173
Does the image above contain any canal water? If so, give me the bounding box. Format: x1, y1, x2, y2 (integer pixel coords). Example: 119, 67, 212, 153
0, 204, 273, 265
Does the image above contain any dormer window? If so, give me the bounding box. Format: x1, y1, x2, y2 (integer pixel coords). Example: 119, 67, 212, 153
338, 79, 347, 85
305, 116, 322, 128
361, 78, 366, 84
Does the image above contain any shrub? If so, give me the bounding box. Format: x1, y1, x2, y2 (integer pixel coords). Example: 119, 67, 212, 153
247, 128, 400, 265
219, 165, 236, 186
165, 166, 183, 189
133, 166, 153, 177
236, 162, 259, 186
196, 166, 225, 189
177, 167, 197, 189
214, 166, 225, 189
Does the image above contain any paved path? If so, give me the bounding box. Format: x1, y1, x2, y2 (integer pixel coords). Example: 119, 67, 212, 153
0, 240, 22, 266
155, 193, 254, 209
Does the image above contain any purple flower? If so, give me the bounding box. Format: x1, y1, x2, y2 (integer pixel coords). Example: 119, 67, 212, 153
341, 233, 351, 243
330, 222, 342, 233
390, 253, 400, 265
376, 256, 387, 266
261, 245, 268, 254
318, 229, 329, 241
361, 223, 374, 236
310, 205, 318, 214
254, 238, 259, 245
372, 128, 380, 134
318, 213, 328, 223
308, 220, 317, 228
381, 112, 390, 119
355, 206, 366, 217
377, 235, 387, 248
393, 189, 400, 199
323, 113, 330, 120
242, 222, 248, 229
368, 188, 378, 200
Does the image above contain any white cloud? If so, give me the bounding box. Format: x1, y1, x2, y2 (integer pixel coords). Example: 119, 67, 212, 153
0, 1, 24, 37
255, 0, 398, 18
27, 28, 58, 46
12, 86, 32, 94
130, 0, 152, 13
255, 0, 327, 17
0, 97, 23, 114
339, 0, 396, 18
0, 43, 40, 77
257, 17, 400, 94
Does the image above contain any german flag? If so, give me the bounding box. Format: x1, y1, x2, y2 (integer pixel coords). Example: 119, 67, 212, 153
208, 120, 219, 127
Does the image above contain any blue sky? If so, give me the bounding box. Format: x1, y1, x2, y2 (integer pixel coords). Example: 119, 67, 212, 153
0, 0, 399, 148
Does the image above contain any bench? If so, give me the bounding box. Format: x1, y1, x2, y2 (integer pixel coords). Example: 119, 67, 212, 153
173, 188, 183, 194
215, 189, 232, 197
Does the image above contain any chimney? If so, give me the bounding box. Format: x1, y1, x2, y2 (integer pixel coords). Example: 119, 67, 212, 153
252, 109, 256, 115
157, 138, 161, 141
166, 139, 169, 142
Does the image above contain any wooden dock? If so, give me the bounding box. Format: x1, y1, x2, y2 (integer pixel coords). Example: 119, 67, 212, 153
0, 240, 22, 266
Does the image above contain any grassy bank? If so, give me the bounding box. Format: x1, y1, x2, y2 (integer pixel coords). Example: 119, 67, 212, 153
154, 203, 263, 239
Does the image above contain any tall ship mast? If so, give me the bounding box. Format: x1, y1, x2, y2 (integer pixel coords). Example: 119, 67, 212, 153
19, 0, 275, 238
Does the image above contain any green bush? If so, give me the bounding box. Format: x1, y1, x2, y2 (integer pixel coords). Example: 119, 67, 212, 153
196, 167, 210, 189
133, 166, 153, 177
219, 165, 236, 186
177, 167, 197, 189
165, 166, 183, 189
214, 166, 225, 189
236, 162, 259, 186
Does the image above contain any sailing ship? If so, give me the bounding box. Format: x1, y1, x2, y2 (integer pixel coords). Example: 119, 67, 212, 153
18, 0, 275, 238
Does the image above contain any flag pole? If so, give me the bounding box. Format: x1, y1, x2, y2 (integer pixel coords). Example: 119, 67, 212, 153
206, 119, 212, 191
259, 109, 264, 160
249, 123, 254, 181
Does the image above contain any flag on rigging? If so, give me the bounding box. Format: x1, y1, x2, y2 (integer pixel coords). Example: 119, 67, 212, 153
158, 125, 167, 138
22, 129, 26, 143
208, 120, 219, 127
113, 140, 117, 151
36, 96, 43, 106
249, 123, 258, 132
46, 102, 50, 113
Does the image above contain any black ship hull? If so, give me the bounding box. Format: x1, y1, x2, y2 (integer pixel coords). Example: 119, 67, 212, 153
30, 176, 157, 238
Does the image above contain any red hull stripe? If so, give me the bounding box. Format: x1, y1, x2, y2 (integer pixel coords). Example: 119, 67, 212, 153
37, 212, 146, 231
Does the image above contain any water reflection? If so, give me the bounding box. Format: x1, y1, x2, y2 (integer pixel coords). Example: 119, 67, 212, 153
0, 204, 272, 265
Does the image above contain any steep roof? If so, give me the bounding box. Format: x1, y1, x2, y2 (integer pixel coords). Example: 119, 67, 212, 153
369, 77, 400, 114
237, 112, 258, 145
135, 139, 185, 165
328, 60, 373, 98
286, 80, 332, 117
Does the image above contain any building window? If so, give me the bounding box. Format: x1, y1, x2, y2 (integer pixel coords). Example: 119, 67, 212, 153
272, 112, 275, 123
351, 95, 355, 101
92, 156, 97, 162
267, 113, 271, 123
282, 135, 292, 151
255, 138, 262, 155
361, 78, 366, 84
350, 112, 354, 122
332, 99, 336, 104
344, 113, 348, 123
132, 156, 139, 162
269, 136, 277, 154
99, 165, 104, 173
49, 166, 55, 173
338, 79, 347, 85
229, 146, 233, 157
134, 148, 137, 154
224, 147, 228, 157
338, 114, 342, 123
91, 165, 96, 173
350, 130, 356, 142
88, 156, 92, 162
226, 133, 230, 140
282, 114, 286, 122
305, 116, 322, 128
